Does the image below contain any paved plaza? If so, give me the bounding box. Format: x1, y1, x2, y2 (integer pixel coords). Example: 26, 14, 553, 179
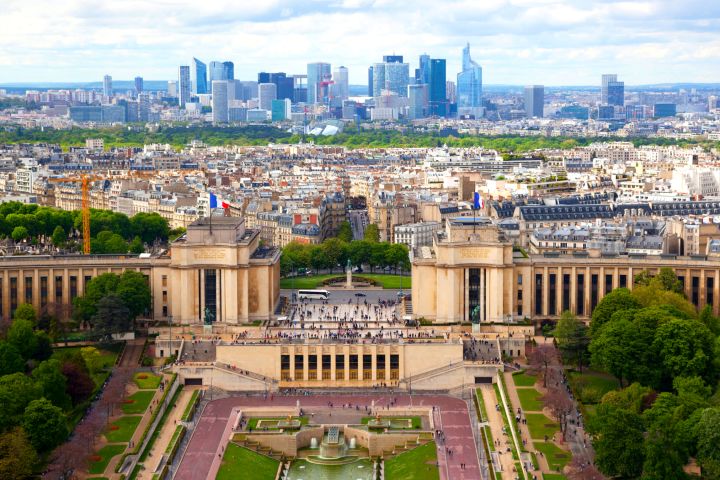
174, 394, 482, 480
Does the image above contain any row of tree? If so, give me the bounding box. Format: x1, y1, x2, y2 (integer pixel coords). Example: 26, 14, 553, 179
0, 304, 111, 478
1, 124, 718, 152
550, 267, 720, 479
280, 236, 410, 277
0, 201, 179, 254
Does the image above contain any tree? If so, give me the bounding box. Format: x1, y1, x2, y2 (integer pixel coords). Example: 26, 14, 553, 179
7, 320, 37, 360
543, 387, 575, 436
364, 223, 380, 242
22, 398, 67, 452
348, 240, 372, 267
553, 311, 589, 371
13, 303, 36, 325
0, 342, 24, 376
129, 235, 144, 254
590, 288, 641, 335
130, 212, 170, 244
80, 346, 103, 375
652, 319, 716, 387
0, 373, 41, 431
385, 243, 410, 271
321, 238, 347, 272
527, 344, 560, 388
10, 226, 29, 242
0, 428, 38, 480
102, 233, 129, 254
73, 272, 119, 323
699, 304, 720, 336
61, 361, 95, 405
92, 293, 131, 338
589, 318, 643, 387
31, 359, 71, 411
51, 225, 66, 247
590, 406, 645, 478
337, 221, 353, 243
116, 270, 152, 319
696, 408, 720, 479
654, 267, 685, 295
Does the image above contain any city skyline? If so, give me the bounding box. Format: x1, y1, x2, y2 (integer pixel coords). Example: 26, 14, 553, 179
2, 0, 720, 85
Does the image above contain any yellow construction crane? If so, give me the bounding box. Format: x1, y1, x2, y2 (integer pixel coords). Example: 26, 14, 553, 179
49, 174, 103, 254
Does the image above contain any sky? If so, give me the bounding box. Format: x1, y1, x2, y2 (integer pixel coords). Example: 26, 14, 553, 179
1, 0, 719, 85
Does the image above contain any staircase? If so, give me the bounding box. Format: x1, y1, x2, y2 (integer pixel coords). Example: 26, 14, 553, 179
403, 298, 413, 315
232, 439, 285, 461
381, 434, 434, 459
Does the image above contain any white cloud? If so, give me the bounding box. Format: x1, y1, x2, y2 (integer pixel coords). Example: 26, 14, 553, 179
0, 0, 718, 84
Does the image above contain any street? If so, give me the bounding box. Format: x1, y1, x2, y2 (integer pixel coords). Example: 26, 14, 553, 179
280, 288, 406, 305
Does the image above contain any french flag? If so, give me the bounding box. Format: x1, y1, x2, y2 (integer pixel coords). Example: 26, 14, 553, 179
210, 193, 231, 209
473, 192, 484, 210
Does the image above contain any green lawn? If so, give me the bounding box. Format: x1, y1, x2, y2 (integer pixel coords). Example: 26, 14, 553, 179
543, 474, 568, 480
246, 416, 309, 431
512, 371, 538, 387
568, 370, 619, 403
517, 388, 544, 412
52, 345, 119, 387
181, 389, 200, 421
88, 444, 126, 474
134, 372, 162, 389
535, 442, 571, 471
105, 416, 142, 443
280, 273, 411, 289
361, 416, 422, 429
385, 441, 439, 480
526, 413, 560, 440
216, 443, 280, 480
121, 390, 155, 414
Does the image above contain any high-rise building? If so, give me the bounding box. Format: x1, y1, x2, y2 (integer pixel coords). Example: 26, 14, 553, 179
524, 85, 544, 118
258, 83, 277, 111
446, 81, 456, 104
417, 54, 431, 85
607, 81, 625, 107
371, 58, 410, 97
383, 55, 403, 63
134, 76, 144, 95
429, 59, 447, 117
368, 67, 374, 96
211, 80, 229, 123
271, 98, 292, 121
191, 58, 208, 94
167, 80, 178, 98
333, 66, 349, 100
307, 62, 331, 104
138, 92, 150, 121
210, 61, 234, 82
601, 74, 618, 105
457, 43, 483, 114
103, 75, 112, 97
292, 75, 307, 104
178, 66, 191, 108
257, 72, 294, 101
408, 84, 429, 119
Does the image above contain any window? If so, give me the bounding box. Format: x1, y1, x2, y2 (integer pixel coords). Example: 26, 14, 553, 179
535, 274, 543, 315
25, 277, 32, 304
577, 274, 585, 316
390, 354, 399, 380
591, 274, 599, 312
70, 276, 77, 299
376, 355, 386, 380
349, 354, 358, 380
322, 355, 331, 380
40, 276, 48, 307
562, 274, 571, 311
707, 277, 714, 307
281, 355, 291, 381
10, 277, 17, 315
162, 275, 168, 287
517, 274, 523, 285
55, 276, 63, 300
335, 355, 345, 380
549, 274, 557, 315
308, 355, 317, 380
363, 354, 372, 380
294, 354, 304, 379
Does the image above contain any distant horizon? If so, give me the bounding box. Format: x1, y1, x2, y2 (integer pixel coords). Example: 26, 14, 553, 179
2, 0, 719, 85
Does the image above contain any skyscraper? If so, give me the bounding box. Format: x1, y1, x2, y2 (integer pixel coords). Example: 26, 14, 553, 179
368, 67, 374, 96
134, 76, 144, 95
457, 43, 483, 115
167, 80, 178, 98
258, 73, 294, 101
209, 61, 234, 82
138, 92, 150, 121
191, 58, 208, 95
178, 66, 191, 108
408, 83, 429, 119
524, 85, 544, 118
429, 59, 447, 117
371, 58, 410, 97
417, 54, 431, 85
211, 80, 229, 123
258, 83, 277, 111
601, 74, 617, 104
333, 66, 349, 100
383, 55, 403, 63
607, 81, 625, 107
103, 75, 112, 97
307, 62, 331, 104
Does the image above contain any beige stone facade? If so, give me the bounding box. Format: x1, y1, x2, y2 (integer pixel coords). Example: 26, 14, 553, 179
0, 216, 280, 325
413, 221, 720, 323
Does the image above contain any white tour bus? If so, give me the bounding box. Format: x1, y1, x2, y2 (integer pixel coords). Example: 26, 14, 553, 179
297, 289, 330, 300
